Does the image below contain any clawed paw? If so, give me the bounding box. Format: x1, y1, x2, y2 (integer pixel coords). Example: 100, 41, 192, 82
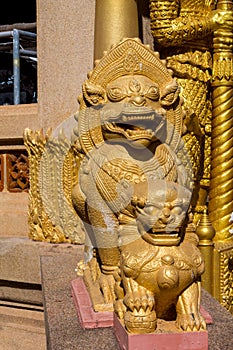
176, 312, 206, 332
124, 291, 154, 313
114, 299, 127, 319
99, 273, 116, 304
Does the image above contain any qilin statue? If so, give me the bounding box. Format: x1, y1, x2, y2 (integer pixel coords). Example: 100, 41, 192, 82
149, 0, 233, 223
72, 38, 206, 334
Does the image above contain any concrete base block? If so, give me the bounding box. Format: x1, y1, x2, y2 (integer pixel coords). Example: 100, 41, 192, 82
71, 278, 113, 328
0, 301, 46, 350
41, 254, 233, 350
71, 277, 213, 332
0, 237, 84, 305
114, 313, 208, 350
71, 277, 209, 349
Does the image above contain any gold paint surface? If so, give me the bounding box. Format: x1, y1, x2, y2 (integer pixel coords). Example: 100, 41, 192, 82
24, 128, 85, 243
149, 0, 215, 222
209, 0, 233, 241
72, 38, 206, 333
213, 241, 233, 313
94, 0, 139, 60
149, 0, 233, 311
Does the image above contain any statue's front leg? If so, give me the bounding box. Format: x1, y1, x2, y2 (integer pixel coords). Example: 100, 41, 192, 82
121, 276, 156, 334
80, 199, 121, 309
176, 281, 206, 331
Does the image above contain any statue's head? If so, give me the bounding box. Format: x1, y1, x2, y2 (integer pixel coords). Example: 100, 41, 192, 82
76, 38, 184, 153
132, 180, 192, 246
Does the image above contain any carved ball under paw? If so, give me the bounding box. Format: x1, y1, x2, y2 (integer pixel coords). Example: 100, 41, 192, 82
124, 309, 157, 334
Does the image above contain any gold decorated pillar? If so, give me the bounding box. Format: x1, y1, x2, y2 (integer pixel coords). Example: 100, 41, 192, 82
209, 0, 233, 240
196, 211, 215, 294
208, 0, 233, 308
94, 0, 139, 60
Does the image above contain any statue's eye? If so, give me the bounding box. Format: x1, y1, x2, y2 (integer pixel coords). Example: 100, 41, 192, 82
106, 86, 126, 102
144, 85, 160, 101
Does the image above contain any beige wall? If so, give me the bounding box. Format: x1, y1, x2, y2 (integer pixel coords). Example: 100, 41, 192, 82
0, 104, 38, 142
37, 0, 95, 131
0, 1, 96, 144
0, 193, 29, 237
0, 0, 95, 237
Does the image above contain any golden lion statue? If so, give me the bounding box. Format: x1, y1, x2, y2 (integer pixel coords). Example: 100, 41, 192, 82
71, 38, 206, 334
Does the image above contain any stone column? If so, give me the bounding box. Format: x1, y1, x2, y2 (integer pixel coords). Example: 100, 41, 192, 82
94, 0, 139, 60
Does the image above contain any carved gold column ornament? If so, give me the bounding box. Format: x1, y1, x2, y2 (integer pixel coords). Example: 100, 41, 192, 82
149, 0, 233, 311
209, 0, 233, 241
196, 210, 216, 294
213, 240, 233, 312
94, 0, 139, 61
208, 0, 233, 311
24, 128, 85, 243
149, 0, 232, 225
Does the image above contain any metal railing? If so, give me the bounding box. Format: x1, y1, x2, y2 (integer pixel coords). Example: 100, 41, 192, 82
0, 29, 37, 104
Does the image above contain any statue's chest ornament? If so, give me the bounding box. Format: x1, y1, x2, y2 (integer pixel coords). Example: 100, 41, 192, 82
122, 245, 203, 288
99, 144, 177, 186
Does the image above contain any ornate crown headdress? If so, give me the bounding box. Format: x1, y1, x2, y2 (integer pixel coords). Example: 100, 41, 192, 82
76, 38, 183, 153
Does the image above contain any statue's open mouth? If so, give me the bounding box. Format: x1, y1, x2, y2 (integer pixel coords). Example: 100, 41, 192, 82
136, 207, 185, 246
141, 231, 182, 246
102, 105, 166, 142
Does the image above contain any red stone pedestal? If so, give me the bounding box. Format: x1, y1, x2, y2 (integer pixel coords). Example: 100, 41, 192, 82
71, 277, 212, 330
71, 278, 113, 329
114, 313, 209, 350
71, 277, 211, 349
